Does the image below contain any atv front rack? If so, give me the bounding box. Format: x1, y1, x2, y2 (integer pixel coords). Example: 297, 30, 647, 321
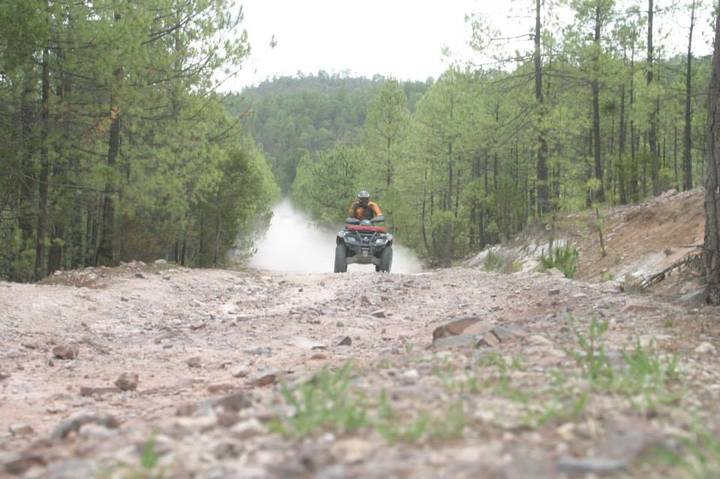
345, 225, 387, 233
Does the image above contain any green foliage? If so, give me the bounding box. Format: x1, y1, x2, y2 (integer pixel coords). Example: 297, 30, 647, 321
483, 250, 506, 272
567, 316, 614, 383
224, 74, 428, 193
521, 393, 588, 429
140, 438, 160, 470
291, 145, 365, 223
680, 423, 720, 478
270, 363, 469, 443
566, 315, 681, 411
3, 0, 715, 274
540, 244, 579, 278
269, 364, 368, 437
0, 0, 277, 280
599, 271, 614, 282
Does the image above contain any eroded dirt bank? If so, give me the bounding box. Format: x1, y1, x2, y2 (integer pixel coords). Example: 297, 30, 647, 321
1, 263, 719, 478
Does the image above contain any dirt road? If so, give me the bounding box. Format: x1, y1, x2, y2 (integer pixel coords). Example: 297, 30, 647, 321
1, 262, 719, 478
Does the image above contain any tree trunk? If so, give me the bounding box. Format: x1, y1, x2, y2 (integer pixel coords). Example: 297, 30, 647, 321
96, 103, 121, 266
49, 47, 72, 273
181, 231, 187, 266
648, 0, 660, 195
446, 139, 454, 266
19, 63, 36, 243
534, 0, 550, 215
630, 42, 639, 202
684, 0, 696, 191
447, 140, 453, 211
34, 48, 50, 281
421, 164, 430, 254
674, 124, 679, 188
703, 9, 720, 304
618, 79, 628, 204
592, 4, 604, 202
213, 215, 221, 266
47, 225, 64, 273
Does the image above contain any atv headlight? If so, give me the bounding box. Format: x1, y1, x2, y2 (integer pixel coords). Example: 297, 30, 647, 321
374, 238, 386, 244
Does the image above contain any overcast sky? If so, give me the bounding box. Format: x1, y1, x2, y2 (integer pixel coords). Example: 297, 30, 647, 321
221, 0, 714, 93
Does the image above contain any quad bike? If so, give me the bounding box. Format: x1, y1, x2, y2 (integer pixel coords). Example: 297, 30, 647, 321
334, 215, 393, 273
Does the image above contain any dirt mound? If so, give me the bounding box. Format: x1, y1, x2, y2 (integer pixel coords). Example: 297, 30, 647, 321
40, 260, 177, 289
468, 188, 706, 302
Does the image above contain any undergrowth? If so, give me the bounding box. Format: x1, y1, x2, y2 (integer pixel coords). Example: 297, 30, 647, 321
565, 315, 681, 413
540, 244, 579, 278
269, 364, 470, 443
483, 251, 506, 272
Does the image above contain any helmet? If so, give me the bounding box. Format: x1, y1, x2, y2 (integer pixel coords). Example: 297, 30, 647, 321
357, 190, 370, 205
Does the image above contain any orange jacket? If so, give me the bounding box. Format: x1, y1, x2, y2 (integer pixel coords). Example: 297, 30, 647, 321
348, 201, 382, 220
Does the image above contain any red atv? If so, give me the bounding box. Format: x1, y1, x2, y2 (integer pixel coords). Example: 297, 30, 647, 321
334, 216, 393, 273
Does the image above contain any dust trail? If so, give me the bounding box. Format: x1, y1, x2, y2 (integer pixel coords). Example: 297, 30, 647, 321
249, 199, 423, 274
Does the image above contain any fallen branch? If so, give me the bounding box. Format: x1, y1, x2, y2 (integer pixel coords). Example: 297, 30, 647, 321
641, 252, 703, 289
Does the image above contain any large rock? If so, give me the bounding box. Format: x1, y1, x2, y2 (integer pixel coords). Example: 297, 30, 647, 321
695, 342, 717, 355
8, 424, 34, 436
114, 372, 139, 391
4, 453, 45, 475
556, 456, 627, 475
51, 413, 119, 440
52, 345, 78, 360
490, 325, 525, 342
214, 392, 252, 413
44, 460, 97, 479
289, 336, 326, 350
432, 317, 486, 341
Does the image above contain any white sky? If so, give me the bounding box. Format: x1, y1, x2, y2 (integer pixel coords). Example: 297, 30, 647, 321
221, 0, 714, 93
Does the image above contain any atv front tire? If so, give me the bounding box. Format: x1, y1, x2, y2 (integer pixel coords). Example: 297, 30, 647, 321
378, 245, 393, 273
334, 244, 348, 273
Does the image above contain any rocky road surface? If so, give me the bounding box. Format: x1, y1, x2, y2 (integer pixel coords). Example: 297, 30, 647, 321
1, 262, 719, 478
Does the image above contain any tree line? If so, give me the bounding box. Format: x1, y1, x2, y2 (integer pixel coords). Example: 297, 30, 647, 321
0, 0, 278, 282
256, 0, 712, 269
225, 73, 429, 193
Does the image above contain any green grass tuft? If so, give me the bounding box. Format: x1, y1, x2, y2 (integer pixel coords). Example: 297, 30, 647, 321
540, 244, 579, 278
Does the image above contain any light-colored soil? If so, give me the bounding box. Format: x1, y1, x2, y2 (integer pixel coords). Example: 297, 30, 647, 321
565, 189, 705, 285
1, 256, 719, 478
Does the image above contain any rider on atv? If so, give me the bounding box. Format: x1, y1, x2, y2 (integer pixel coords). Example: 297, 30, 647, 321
348, 190, 383, 221
335, 190, 392, 273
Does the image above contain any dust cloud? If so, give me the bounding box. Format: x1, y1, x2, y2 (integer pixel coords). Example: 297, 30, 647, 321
249, 200, 423, 274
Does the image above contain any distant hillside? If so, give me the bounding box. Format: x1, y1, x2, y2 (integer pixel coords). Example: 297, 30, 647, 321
224, 73, 430, 192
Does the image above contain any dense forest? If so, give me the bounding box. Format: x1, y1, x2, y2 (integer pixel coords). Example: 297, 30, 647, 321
229, 1, 713, 269
225, 74, 430, 193
0, 0, 278, 282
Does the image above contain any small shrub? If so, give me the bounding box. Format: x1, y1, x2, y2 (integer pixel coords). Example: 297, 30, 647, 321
541, 244, 579, 278
483, 250, 506, 272
140, 438, 160, 470
567, 316, 613, 384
